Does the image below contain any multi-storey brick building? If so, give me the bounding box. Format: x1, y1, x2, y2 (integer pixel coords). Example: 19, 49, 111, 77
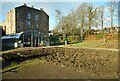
4, 4, 49, 47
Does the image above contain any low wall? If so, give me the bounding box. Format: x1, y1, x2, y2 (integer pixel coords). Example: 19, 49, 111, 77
1, 47, 118, 78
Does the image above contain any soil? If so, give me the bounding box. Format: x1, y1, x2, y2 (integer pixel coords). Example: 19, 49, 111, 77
1, 47, 118, 79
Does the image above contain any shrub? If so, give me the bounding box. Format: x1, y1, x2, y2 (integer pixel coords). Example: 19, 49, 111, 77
49, 35, 60, 45
96, 34, 103, 40
68, 35, 80, 44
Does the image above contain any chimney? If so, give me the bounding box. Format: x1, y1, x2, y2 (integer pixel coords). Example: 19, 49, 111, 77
40, 8, 44, 11
31, 5, 34, 8
24, 3, 26, 6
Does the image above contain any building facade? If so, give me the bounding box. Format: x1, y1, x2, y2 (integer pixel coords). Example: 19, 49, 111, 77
4, 4, 49, 47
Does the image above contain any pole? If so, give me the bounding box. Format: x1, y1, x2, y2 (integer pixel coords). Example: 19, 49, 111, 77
65, 33, 67, 45
41, 33, 43, 44
37, 32, 40, 46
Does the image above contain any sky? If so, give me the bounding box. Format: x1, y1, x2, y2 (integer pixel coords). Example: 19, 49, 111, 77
0, 0, 119, 30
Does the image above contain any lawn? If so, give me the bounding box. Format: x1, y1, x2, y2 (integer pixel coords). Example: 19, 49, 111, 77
69, 40, 118, 49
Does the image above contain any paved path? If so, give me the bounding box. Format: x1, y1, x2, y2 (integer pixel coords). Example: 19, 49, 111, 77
47, 45, 118, 51
3, 63, 90, 79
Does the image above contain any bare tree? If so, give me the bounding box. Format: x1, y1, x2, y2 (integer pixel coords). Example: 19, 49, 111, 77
55, 9, 62, 24
54, 2, 110, 44
98, 6, 104, 36
76, 2, 89, 42
87, 5, 98, 35
55, 9, 63, 33
69, 9, 78, 36
107, 0, 118, 32
55, 9, 69, 45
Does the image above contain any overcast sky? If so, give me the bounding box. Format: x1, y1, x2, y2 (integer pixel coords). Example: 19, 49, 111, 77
0, 0, 118, 30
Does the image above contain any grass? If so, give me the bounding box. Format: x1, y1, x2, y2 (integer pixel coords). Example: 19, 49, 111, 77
69, 40, 118, 49
2, 58, 46, 73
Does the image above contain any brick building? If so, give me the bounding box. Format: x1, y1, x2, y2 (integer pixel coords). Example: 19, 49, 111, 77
2, 4, 49, 47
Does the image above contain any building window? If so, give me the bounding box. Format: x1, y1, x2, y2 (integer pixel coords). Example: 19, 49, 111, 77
35, 15, 38, 20
28, 21, 30, 28
27, 13, 30, 19
35, 23, 38, 29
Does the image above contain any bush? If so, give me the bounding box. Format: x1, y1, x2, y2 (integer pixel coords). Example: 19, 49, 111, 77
68, 35, 80, 44
110, 34, 118, 40
96, 34, 103, 40
49, 35, 60, 45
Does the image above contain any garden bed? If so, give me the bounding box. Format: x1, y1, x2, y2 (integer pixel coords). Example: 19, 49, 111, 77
1, 47, 118, 78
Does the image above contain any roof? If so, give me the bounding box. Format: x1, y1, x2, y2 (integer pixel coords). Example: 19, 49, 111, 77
2, 32, 23, 39
15, 4, 49, 17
